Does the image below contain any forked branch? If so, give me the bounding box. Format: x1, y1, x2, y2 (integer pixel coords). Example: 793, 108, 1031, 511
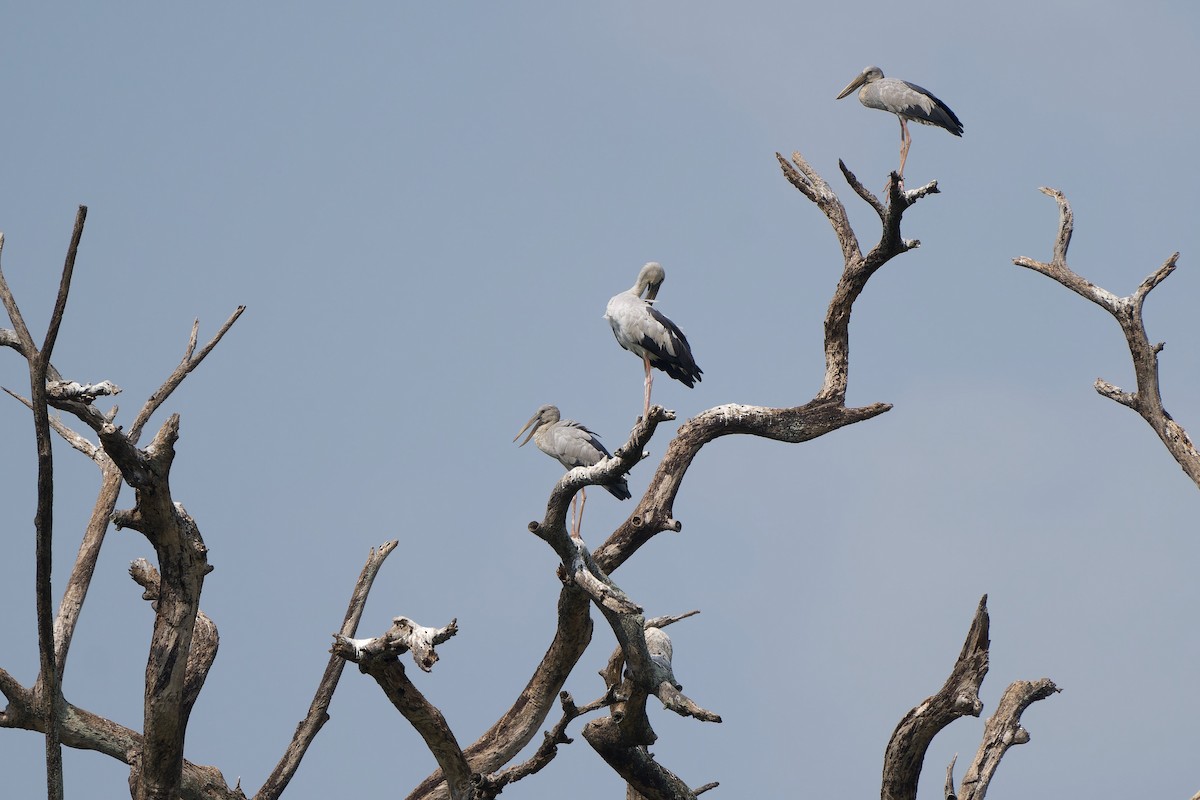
478, 691, 613, 798
882, 596, 1058, 800
335, 616, 474, 800
1014, 187, 1200, 487
596, 153, 937, 573
882, 596, 990, 800
405, 585, 594, 800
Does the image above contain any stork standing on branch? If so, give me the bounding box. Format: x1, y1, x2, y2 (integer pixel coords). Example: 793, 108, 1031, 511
836, 65, 963, 179
604, 262, 702, 420
514, 404, 631, 539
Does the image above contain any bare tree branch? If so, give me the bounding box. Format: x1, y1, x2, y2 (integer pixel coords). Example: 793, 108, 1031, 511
55, 311, 242, 694
0, 154, 1067, 800
580, 730, 699, 800
6, 306, 243, 734
3, 387, 100, 458
51, 465, 121, 674
128, 559, 219, 717
595, 151, 943, 574
1, 206, 89, 800
256, 540, 399, 800
406, 586, 594, 800
478, 690, 612, 797
780, 152, 936, 402
0, 231, 37, 355
336, 618, 474, 800
1014, 187, 1200, 487
594, 400, 888, 574
0, 673, 245, 800
644, 610, 699, 629
334, 616, 459, 673
57, 410, 216, 800
957, 678, 1060, 800
129, 308, 245, 443
881, 596, 990, 800
523, 418, 723, 765
881, 596, 1059, 800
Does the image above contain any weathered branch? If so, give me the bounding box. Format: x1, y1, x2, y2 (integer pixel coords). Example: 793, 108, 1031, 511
957, 678, 1060, 800
881, 596, 990, 800
528, 406, 672, 563
531, 473, 721, 748
52, 464, 122, 676
1, 387, 100, 459
337, 618, 474, 800
580, 728, 699, 800
1014, 187, 1200, 487
522, 410, 722, 797
406, 585, 594, 800
595, 152, 939, 573
55, 311, 241, 691
0, 673, 244, 800
7, 308, 242, 721
778, 152, 936, 404
38, 211, 83, 799
334, 616, 458, 673
882, 596, 1059, 800
56, 410, 215, 800
595, 400, 888, 573
256, 540, 398, 800
128, 559, 219, 717
478, 690, 612, 798
584, 604, 719, 799
128, 308, 245, 443
0, 207, 89, 800
46, 379, 122, 402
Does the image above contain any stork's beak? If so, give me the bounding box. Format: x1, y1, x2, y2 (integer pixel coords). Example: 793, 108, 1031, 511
836, 71, 867, 100
513, 413, 540, 446
645, 280, 663, 303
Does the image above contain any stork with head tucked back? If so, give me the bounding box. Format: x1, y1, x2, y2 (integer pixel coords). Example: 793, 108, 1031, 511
604, 262, 702, 420
514, 404, 631, 539
836, 65, 963, 179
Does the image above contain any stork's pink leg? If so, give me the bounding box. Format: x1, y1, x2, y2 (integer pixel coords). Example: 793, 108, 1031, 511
570, 493, 580, 539
642, 354, 653, 420
898, 118, 911, 179
574, 487, 587, 540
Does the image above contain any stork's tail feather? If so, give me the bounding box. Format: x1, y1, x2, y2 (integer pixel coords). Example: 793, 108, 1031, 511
606, 478, 632, 501
652, 355, 703, 388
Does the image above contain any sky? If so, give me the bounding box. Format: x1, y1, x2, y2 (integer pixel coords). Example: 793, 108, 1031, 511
1, 3, 1199, 798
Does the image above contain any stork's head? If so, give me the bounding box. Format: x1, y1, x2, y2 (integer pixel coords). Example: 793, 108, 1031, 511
513, 404, 560, 446
636, 261, 666, 302
836, 65, 885, 99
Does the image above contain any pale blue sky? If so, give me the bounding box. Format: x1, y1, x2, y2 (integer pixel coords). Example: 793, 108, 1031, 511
2, 3, 1199, 798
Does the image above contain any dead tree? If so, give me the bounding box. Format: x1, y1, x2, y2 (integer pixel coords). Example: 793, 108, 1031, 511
1, 156, 1059, 800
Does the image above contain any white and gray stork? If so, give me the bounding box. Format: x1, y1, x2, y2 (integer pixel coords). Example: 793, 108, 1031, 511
514, 404, 632, 539
836, 65, 963, 179
604, 262, 702, 420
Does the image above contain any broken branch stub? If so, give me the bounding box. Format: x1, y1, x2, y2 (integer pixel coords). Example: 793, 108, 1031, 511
333, 616, 459, 673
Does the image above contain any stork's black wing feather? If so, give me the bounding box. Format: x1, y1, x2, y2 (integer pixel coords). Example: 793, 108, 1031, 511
640, 306, 703, 387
